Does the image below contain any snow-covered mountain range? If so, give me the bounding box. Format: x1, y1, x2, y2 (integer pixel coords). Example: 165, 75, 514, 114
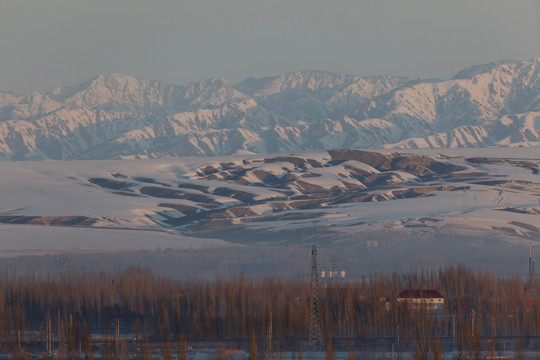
2, 58, 540, 160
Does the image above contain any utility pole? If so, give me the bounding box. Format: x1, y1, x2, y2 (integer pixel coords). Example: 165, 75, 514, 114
309, 245, 322, 349
265, 311, 272, 360
46, 316, 52, 358
59, 253, 68, 266
115, 318, 120, 359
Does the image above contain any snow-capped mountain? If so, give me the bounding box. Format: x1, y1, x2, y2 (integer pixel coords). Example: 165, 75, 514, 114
2, 59, 540, 160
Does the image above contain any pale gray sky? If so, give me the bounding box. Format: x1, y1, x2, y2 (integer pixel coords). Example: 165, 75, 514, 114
1, 0, 539, 94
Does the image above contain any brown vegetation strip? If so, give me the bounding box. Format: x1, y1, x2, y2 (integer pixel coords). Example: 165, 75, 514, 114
0, 266, 536, 357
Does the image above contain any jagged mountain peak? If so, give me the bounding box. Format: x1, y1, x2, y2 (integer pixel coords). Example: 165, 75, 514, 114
0, 74, 180, 123
0, 90, 23, 105
48, 73, 174, 111
376, 57, 540, 135
49, 73, 164, 97
1, 59, 540, 160
182, 77, 247, 108
251, 70, 361, 96
187, 77, 231, 88
451, 58, 540, 80
233, 75, 276, 94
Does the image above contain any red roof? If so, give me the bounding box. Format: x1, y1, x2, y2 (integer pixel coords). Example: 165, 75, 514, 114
507, 299, 538, 308
399, 289, 443, 299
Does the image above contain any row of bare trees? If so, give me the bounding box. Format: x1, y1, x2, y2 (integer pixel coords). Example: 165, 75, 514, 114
0, 265, 538, 357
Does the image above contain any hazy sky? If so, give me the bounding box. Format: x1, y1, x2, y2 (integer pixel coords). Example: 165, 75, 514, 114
1, 0, 539, 94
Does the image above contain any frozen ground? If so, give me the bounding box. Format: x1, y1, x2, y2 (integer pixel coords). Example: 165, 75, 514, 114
0, 224, 226, 257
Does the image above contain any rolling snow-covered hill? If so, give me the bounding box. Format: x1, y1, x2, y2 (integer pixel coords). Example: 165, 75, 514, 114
2, 58, 540, 160
1, 147, 539, 245
0, 147, 539, 274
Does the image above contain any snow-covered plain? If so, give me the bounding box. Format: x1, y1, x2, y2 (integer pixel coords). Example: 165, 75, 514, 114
0, 147, 539, 264
0, 224, 225, 257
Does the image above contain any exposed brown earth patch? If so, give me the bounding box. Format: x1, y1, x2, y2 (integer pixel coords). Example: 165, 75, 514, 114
360, 173, 398, 187
219, 162, 237, 168
251, 170, 280, 184
263, 156, 309, 168
288, 199, 328, 210
112, 191, 145, 197
212, 187, 256, 204
177, 183, 210, 194
133, 177, 171, 187
342, 182, 365, 190
196, 165, 220, 177
343, 163, 372, 175
329, 149, 464, 176
111, 173, 128, 179
293, 180, 328, 193
496, 207, 540, 215
158, 203, 199, 216
0, 216, 98, 226
300, 172, 322, 178
239, 212, 323, 223
509, 221, 539, 233
140, 187, 218, 204
329, 149, 391, 169
88, 178, 135, 190
226, 207, 257, 217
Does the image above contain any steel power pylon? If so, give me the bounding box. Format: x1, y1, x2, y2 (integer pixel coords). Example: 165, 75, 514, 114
309, 245, 322, 348
529, 242, 536, 291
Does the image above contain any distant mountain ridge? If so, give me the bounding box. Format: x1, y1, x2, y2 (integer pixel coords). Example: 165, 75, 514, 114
1, 58, 540, 160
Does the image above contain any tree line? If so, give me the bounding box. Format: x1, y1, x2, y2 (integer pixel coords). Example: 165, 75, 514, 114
0, 265, 539, 358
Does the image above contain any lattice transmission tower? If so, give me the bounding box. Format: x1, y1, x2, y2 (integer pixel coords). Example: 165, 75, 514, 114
529, 242, 536, 290
309, 245, 322, 348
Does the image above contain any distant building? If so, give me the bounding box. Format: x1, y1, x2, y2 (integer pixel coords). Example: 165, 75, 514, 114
507, 288, 539, 310
397, 289, 444, 310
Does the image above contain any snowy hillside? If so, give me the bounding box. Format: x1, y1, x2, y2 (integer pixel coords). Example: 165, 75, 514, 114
1, 147, 539, 252
2, 59, 540, 160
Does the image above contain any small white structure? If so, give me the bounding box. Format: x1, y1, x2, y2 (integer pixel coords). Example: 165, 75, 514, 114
397, 289, 444, 310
